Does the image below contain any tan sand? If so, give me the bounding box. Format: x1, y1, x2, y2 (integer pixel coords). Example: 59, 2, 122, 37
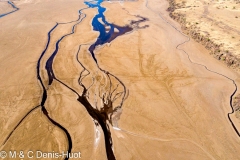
0, 0, 240, 159
0, 1, 14, 15
167, 0, 240, 71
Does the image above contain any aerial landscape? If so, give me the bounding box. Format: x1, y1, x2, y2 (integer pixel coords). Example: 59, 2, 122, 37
0, 0, 240, 159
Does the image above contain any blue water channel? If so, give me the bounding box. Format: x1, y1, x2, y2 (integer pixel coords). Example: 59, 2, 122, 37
84, 0, 132, 63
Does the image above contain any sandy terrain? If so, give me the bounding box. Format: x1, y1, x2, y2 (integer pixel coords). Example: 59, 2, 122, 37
167, 0, 240, 71
0, 0, 240, 159
0, 1, 15, 15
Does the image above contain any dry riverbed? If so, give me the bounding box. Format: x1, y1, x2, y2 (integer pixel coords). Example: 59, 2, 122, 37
0, 0, 240, 159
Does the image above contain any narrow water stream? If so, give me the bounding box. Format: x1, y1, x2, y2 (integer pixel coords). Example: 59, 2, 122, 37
0, 1, 239, 160
145, 0, 240, 137
36, 1, 133, 159
0, 1, 19, 18
2, 1, 147, 160
85, 0, 133, 63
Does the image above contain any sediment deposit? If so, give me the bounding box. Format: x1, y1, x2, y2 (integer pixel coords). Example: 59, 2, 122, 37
0, 0, 240, 159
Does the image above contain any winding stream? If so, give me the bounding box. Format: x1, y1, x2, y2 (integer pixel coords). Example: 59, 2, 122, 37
145, 0, 240, 137
1, 0, 134, 159
85, 0, 133, 63
0, 1, 19, 18
36, 1, 134, 159
3, 1, 238, 160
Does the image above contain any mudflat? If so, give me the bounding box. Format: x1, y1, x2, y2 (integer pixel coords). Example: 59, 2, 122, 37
0, 0, 239, 160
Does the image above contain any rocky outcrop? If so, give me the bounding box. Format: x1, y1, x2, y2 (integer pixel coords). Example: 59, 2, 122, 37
233, 94, 240, 121
167, 0, 240, 72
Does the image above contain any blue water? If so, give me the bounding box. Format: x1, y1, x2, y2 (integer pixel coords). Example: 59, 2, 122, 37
85, 0, 132, 63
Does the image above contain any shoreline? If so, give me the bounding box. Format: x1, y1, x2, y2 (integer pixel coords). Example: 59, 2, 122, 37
166, 0, 240, 73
